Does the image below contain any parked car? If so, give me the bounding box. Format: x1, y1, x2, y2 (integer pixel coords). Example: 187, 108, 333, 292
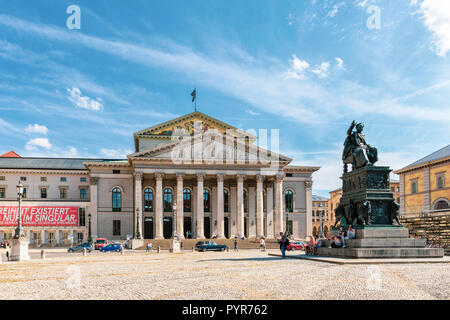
195, 241, 228, 252
287, 241, 308, 251
68, 242, 93, 253
0, 241, 8, 248
99, 243, 122, 252
94, 238, 108, 250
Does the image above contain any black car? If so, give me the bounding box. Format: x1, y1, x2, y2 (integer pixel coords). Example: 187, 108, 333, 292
195, 241, 228, 252
68, 242, 93, 253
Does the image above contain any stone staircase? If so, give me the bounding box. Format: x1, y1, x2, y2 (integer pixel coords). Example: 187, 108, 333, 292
135, 238, 282, 250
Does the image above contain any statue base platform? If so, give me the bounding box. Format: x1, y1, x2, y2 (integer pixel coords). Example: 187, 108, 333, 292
316, 227, 444, 258
170, 238, 181, 253
9, 238, 30, 262
128, 239, 144, 250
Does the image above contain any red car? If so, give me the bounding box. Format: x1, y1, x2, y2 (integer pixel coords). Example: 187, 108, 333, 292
287, 241, 308, 251
94, 238, 108, 250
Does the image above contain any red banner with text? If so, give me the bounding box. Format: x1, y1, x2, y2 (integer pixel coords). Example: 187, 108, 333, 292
0, 206, 79, 226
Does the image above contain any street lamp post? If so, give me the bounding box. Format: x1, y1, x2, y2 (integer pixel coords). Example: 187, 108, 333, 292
13, 181, 25, 239
88, 213, 92, 243
135, 207, 142, 240
172, 201, 177, 239
10, 181, 30, 261
319, 210, 325, 239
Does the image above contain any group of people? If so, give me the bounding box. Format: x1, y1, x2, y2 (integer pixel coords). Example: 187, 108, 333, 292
306, 225, 356, 255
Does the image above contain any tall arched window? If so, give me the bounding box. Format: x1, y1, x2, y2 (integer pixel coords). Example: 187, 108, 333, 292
112, 188, 122, 212
263, 191, 266, 212
183, 188, 191, 212
411, 181, 418, 194
163, 188, 173, 212
437, 176, 445, 189
243, 190, 248, 212
204, 189, 211, 212
144, 188, 153, 212
285, 189, 294, 212
224, 189, 229, 212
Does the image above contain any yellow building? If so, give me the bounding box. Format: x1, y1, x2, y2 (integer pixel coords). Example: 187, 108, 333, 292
312, 195, 331, 238
394, 144, 450, 215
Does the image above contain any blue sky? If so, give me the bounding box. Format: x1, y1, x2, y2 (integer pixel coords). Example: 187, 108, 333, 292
0, 0, 449, 197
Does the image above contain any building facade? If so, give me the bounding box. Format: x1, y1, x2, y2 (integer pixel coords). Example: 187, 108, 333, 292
0, 112, 319, 243
394, 144, 450, 215
312, 195, 330, 238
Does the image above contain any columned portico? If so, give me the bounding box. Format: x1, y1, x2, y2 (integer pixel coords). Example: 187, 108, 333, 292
274, 174, 284, 236
236, 175, 245, 238
256, 175, 264, 238
134, 172, 143, 238
176, 174, 184, 238
196, 174, 205, 239
155, 172, 164, 239
216, 174, 225, 238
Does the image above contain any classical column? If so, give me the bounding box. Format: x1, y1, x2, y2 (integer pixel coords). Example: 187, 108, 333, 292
134, 172, 143, 239
55, 230, 60, 245
155, 173, 164, 239
216, 174, 225, 238
230, 186, 237, 237
256, 175, 264, 238
304, 180, 313, 238
266, 179, 274, 238
236, 174, 245, 238
41, 230, 46, 244
248, 186, 256, 239
89, 177, 99, 238
176, 174, 184, 239
196, 174, 205, 239
274, 174, 284, 236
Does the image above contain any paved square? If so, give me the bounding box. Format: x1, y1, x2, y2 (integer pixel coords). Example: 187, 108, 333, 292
0, 249, 449, 300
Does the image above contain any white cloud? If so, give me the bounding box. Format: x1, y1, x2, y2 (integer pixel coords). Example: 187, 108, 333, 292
245, 109, 260, 116
335, 57, 345, 70
25, 123, 49, 135
67, 87, 103, 111
311, 62, 330, 78
414, 0, 450, 57
285, 55, 310, 79
25, 138, 52, 151
100, 148, 131, 159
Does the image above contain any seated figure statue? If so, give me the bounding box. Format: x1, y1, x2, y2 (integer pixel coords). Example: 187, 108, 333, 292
342, 120, 378, 172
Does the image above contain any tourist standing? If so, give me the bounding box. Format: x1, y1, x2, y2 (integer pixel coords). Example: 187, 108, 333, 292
259, 237, 266, 252
279, 232, 288, 258
234, 239, 238, 252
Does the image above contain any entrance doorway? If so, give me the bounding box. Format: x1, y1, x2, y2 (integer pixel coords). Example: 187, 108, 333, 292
144, 217, 154, 239
244, 218, 248, 238
184, 217, 192, 238
163, 217, 173, 239
204, 217, 211, 239
224, 217, 229, 238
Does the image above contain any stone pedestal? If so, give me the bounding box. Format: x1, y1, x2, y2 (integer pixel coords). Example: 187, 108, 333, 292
170, 239, 181, 253
316, 227, 444, 258
129, 239, 144, 250
9, 238, 30, 262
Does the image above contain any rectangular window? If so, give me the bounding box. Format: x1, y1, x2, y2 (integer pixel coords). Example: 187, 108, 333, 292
60, 188, 67, 199
411, 181, 418, 194
0, 176, 5, 181
22, 188, 27, 199
79, 208, 86, 227
60, 177, 67, 182
80, 188, 87, 200
436, 174, 445, 190
20, 177, 26, 181
80, 177, 87, 182
113, 220, 121, 236
40, 188, 47, 199
113, 170, 121, 174
41, 177, 47, 182
0, 188, 5, 198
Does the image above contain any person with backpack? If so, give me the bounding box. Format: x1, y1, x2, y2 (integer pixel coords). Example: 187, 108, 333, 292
279, 232, 289, 258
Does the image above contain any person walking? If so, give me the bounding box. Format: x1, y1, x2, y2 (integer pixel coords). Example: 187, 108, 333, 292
259, 237, 266, 252
279, 232, 288, 258
234, 239, 238, 252
146, 242, 152, 253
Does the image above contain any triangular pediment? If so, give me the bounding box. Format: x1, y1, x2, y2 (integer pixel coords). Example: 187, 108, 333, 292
134, 111, 256, 140
128, 131, 291, 166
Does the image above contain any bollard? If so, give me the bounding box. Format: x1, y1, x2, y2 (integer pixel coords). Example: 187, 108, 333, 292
121, 246, 125, 255
157, 246, 160, 253
82, 248, 87, 257
227, 246, 229, 252
40, 249, 45, 260
192, 246, 195, 252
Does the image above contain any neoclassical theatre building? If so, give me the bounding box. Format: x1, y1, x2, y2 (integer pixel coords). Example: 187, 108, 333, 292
0, 112, 319, 244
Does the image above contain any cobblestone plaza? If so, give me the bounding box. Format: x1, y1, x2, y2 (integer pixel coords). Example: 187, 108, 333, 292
1, 250, 449, 300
